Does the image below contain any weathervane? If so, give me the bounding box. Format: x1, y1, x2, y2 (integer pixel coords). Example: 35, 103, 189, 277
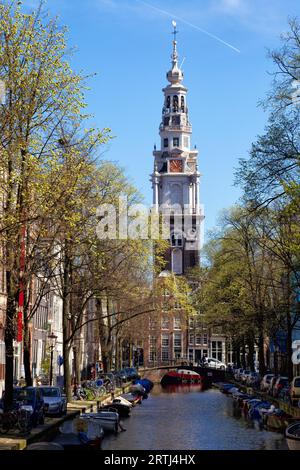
172, 20, 178, 42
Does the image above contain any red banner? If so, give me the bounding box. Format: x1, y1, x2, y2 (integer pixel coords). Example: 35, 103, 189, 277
17, 224, 26, 342
17, 311, 23, 343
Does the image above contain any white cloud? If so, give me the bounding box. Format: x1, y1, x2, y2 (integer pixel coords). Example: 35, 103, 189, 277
222, 0, 242, 9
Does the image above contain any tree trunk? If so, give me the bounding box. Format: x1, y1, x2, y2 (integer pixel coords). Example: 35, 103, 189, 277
234, 339, 241, 368
4, 271, 16, 411
247, 335, 255, 372
23, 315, 32, 386
96, 296, 113, 374
286, 311, 293, 381
74, 345, 81, 386
241, 339, 246, 369
258, 331, 266, 376
62, 244, 71, 401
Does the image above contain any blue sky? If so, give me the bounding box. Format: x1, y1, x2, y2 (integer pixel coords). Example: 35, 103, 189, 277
23, 0, 300, 238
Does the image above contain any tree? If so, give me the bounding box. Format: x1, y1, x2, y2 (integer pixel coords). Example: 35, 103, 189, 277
0, 2, 109, 408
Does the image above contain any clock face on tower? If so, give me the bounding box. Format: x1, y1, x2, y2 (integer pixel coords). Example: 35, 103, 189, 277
169, 159, 183, 173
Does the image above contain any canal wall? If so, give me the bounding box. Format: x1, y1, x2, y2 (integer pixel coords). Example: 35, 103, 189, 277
214, 380, 300, 419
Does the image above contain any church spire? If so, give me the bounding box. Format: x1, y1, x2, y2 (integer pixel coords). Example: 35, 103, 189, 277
171, 20, 179, 67
167, 20, 183, 85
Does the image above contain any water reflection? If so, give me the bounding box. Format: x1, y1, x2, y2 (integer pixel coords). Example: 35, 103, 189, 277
102, 385, 288, 450
160, 383, 205, 394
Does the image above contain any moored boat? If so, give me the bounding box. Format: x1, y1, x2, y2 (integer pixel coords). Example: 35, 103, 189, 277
120, 392, 143, 405
134, 378, 154, 393
54, 416, 104, 449
100, 399, 131, 417
285, 421, 300, 450
130, 383, 148, 398
161, 369, 202, 385
82, 411, 120, 433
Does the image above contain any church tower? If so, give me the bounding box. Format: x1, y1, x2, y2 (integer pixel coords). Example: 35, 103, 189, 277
151, 22, 202, 275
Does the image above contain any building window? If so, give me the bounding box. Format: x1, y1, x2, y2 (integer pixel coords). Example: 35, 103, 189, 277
174, 317, 181, 330
161, 316, 169, 330
189, 318, 194, 328
181, 96, 185, 112
163, 117, 170, 126
174, 333, 182, 347
172, 248, 183, 274
172, 115, 180, 125
203, 333, 208, 345
195, 334, 201, 346
171, 233, 182, 247
149, 336, 157, 362
211, 341, 223, 361
189, 333, 194, 345
172, 95, 179, 112
161, 349, 169, 361
164, 138, 168, 147
174, 333, 182, 359
175, 300, 181, 310
161, 333, 169, 361
149, 318, 157, 330
166, 96, 171, 108
173, 137, 179, 147
161, 334, 169, 347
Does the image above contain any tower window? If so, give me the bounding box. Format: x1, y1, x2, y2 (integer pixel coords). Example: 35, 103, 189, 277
163, 117, 170, 126
173, 137, 179, 147
172, 115, 180, 125
171, 233, 183, 247
181, 96, 185, 112
173, 95, 179, 112
164, 138, 168, 148
166, 96, 171, 108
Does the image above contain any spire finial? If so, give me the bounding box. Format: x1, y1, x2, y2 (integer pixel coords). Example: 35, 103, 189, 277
171, 20, 178, 65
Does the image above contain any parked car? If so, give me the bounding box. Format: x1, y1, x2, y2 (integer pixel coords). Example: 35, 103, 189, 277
290, 376, 300, 406
203, 358, 226, 370
39, 386, 67, 416
12, 387, 45, 426
273, 376, 289, 398
260, 374, 274, 392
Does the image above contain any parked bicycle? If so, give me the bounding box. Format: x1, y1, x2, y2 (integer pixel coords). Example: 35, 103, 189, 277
0, 407, 32, 434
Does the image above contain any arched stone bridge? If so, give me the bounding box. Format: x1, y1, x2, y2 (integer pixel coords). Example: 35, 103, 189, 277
140, 364, 226, 384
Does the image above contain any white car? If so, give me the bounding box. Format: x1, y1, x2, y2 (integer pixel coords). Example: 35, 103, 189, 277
39, 386, 67, 416
204, 358, 226, 370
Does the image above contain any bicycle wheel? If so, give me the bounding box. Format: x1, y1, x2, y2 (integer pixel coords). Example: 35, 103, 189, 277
97, 386, 106, 397
0, 412, 14, 434
17, 409, 32, 434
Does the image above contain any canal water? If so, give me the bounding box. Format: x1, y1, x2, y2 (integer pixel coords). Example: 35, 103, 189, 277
102, 384, 288, 450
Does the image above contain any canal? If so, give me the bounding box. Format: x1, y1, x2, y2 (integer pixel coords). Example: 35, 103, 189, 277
102, 384, 288, 450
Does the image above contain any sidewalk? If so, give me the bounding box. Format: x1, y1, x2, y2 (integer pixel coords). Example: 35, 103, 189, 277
0, 383, 132, 450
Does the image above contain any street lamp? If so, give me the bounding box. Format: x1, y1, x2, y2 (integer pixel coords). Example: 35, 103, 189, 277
48, 332, 57, 386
